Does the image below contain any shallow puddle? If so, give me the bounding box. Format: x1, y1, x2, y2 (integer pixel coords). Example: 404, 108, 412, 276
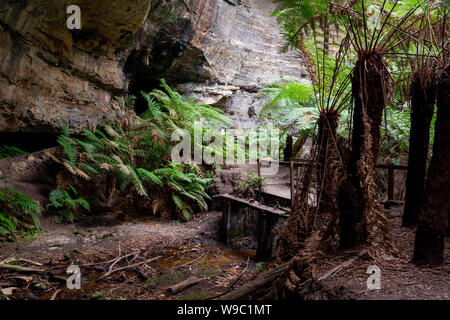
153, 245, 256, 269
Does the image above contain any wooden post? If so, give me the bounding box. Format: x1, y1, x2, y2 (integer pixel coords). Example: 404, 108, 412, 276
284, 134, 293, 161
388, 166, 395, 201
290, 161, 295, 209
257, 158, 262, 195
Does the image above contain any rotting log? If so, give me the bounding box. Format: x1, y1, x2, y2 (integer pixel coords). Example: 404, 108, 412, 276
215, 262, 290, 300
164, 276, 201, 296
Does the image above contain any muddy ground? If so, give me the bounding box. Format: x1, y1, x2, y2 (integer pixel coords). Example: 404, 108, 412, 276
0, 211, 261, 300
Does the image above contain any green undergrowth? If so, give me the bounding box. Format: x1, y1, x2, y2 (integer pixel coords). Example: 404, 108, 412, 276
0, 145, 27, 159
0, 185, 41, 241
52, 79, 230, 222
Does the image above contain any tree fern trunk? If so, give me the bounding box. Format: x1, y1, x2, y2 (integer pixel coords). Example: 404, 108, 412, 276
402, 69, 437, 227
316, 110, 342, 252
338, 52, 390, 249
292, 133, 308, 158
413, 65, 449, 266
278, 111, 340, 259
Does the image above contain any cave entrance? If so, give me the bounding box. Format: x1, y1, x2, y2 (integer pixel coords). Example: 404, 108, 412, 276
123, 28, 195, 114
126, 69, 161, 115
0, 132, 58, 156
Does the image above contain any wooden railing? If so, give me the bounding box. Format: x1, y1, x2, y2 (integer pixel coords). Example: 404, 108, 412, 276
257, 158, 408, 207
375, 163, 408, 202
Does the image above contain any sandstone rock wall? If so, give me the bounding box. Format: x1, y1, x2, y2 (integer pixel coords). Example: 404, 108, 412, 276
136, 0, 307, 129
0, 0, 155, 134
0, 0, 305, 136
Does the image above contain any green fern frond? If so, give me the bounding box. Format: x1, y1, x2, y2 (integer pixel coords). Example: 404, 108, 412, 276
172, 193, 185, 210
74, 199, 90, 211
0, 214, 16, 232
57, 135, 77, 168
127, 165, 148, 197
137, 168, 164, 187
0, 187, 41, 237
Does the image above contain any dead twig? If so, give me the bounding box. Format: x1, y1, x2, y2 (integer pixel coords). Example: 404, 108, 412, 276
0, 257, 44, 273
50, 289, 62, 300
172, 252, 205, 270
97, 256, 161, 280
317, 250, 368, 281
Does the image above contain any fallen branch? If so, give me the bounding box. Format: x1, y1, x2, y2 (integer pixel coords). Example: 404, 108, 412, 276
164, 276, 201, 296
215, 261, 290, 300
0, 257, 44, 273
97, 256, 161, 280
317, 250, 368, 281
173, 252, 205, 270
104, 254, 131, 277
78, 253, 135, 268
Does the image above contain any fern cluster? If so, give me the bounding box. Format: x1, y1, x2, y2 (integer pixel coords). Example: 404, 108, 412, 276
146, 79, 232, 131
0, 187, 41, 240
235, 169, 267, 196
56, 118, 163, 199
154, 162, 213, 220
259, 80, 319, 135
55, 80, 226, 221
47, 186, 90, 223
142, 79, 234, 162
